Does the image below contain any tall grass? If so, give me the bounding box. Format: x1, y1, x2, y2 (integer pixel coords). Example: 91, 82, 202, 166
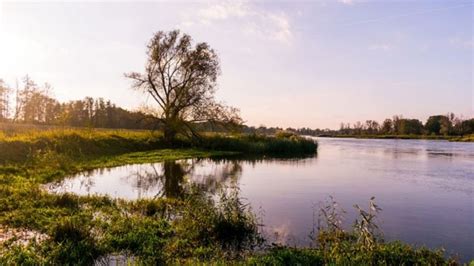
0, 127, 317, 164
451, 134, 474, 142
0, 128, 164, 163
0, 186, 262, 265
248, 197, 458, 265
197, 133, 318, 156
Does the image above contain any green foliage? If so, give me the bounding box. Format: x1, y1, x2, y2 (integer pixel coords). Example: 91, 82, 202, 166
101, 215, 172, 264
397, 119, 424, 135
451, 134, 474, 142
352, 197, 383, 251
274, 130, 298, 139
310, 197, 457, 266
48, 216, 103, 265
0, 128, 164, 164
197, 134, 317, 156
246, 247, 324, 265
0, 128, 317, 166
0, 242, 47, 266
425, 115, 459, 135
168, 187, 262, 262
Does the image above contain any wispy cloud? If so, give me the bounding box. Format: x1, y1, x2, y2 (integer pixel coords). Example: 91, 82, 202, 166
179, 1, 293, 44
242, 11, 292, 44
197, 1, 249, 23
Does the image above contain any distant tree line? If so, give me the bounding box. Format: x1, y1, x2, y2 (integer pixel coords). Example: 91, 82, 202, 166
238, 114, 474, 137
0, 76, 156, 129
335, 114, 473, 136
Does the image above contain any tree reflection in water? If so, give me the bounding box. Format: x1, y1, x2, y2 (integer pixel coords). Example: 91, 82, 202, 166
47, 156, 314, 200
125, 159, 242, 199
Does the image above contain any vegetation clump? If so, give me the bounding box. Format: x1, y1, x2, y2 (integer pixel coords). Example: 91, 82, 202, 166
0, 128, 317, 166
248, 197, 457, 265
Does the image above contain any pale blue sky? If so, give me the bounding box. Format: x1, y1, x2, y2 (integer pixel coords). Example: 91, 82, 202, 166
0, 1, 472, 129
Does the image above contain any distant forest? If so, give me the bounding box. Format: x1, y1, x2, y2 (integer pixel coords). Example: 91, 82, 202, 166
1, 76, 473, 136
244, 115, 474, 137
0, 76, 157, 129
216, 115, 474, 138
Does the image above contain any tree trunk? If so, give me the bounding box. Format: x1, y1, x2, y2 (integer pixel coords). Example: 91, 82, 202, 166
163, 124, 177, 145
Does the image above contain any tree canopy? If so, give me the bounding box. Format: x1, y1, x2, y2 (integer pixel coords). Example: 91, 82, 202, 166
125, 30, 242, 142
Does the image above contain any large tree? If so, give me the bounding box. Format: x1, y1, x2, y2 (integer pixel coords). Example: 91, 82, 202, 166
125, 30, 242, 143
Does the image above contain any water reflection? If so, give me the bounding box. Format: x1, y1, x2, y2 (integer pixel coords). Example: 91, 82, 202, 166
46, 139, 474, 261
47, 155, 317, 200
48, 158, 247, 199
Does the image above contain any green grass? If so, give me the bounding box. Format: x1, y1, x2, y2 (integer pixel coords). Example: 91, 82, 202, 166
0, 126, 464, 265
450, 134, 474, 142
0, 146, 257, 264
245, 243, 454, 265
0, 127, 317, 164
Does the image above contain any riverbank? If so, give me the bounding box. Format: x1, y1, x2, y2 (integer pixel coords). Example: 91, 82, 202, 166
0, 128, 463, 264
0, 127, 317, 164
318, 134, 474, 142
451, 134, 474, 142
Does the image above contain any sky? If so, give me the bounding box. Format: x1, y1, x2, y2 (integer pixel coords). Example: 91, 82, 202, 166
0, 0, 472, 129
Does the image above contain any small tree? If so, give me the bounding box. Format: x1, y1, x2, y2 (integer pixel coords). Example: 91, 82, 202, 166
0, 79, 11, 121
381, 119, 393, 134
126, 30, 242, 143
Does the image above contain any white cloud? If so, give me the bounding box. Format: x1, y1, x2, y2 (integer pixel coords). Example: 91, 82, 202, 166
180, 1, 293, 44
267, 13, 292, 43
198, 1, 249, 23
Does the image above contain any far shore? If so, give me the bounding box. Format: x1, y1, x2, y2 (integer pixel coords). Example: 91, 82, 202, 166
316, 134, 474, 142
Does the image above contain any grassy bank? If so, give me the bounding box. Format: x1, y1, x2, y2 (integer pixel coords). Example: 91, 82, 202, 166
0, 127, 317, 164
450, 134, 474, 142
0, 127, 463, 264
0, 128, 260, 265
321, 134, 474, 141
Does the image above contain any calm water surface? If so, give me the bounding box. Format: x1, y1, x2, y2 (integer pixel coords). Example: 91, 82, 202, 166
48, 138, 474, 260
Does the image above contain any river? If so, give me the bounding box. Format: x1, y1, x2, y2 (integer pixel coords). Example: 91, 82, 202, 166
48, 138, 474, 261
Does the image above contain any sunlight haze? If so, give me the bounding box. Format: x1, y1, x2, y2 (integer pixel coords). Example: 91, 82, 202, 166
0, 0, 472, 129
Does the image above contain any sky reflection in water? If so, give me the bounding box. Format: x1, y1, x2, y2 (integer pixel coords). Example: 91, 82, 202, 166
48, 138, 474, 261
